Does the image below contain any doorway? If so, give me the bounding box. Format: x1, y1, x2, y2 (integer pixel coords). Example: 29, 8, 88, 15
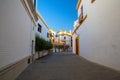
75, 36, 80, 55
31, 40, 34, 61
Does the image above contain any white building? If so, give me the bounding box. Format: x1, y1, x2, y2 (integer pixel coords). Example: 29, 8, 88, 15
36, 13, 50, 41
72, 0, 120, 71
56, 30, 72, 52
57, 30, 72, 47
0, 0, 38, 79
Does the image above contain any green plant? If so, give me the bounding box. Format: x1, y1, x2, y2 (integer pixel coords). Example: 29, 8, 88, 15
45, 41, 53, 50
35, 34, 53, 52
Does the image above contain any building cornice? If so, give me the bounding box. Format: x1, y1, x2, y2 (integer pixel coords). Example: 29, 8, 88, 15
76, 0, 82, 10
21, 0, 38, 25
37, 12, 49, 30
57, 31, 72, 37
27, 0, 38, 21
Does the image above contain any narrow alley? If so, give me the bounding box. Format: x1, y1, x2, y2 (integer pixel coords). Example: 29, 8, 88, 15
16, 53, 120, 80
1, 0, 120, 80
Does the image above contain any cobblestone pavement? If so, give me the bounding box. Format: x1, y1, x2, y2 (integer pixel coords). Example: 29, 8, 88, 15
16, 52, 120, 80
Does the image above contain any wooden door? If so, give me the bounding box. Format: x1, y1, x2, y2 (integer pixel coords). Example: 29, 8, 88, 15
75, 36, 80, 55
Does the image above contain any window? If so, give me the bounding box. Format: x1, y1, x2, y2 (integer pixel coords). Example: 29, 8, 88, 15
32, 0, 36, 8
55, 35, 58, 37
81, 5, 83, 18
31, 40, 34, 55
71, 37, 72, 47
53, 33, 54, 36
91, 0, 95, 3
34, 0, 36, 8
38, 23, 42, 33
47, 32, 49, 38
64, 36, 66, 39
79, 5, 83, 23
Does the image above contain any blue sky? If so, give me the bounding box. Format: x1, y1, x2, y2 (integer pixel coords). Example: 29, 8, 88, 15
37, 0, 78, 32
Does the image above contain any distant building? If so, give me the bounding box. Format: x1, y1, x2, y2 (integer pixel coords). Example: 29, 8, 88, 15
57, 30, 72, 47
53, 30, 72, 52
49, 28, 56, 44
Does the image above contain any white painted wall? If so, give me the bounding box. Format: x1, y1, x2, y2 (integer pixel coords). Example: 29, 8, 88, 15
35, 19, 49, 41
60, 36, 64, 40
76, 0, 120, 70
66, 36, 71, 46
0, 0, 34, 69
72, 34, 76, 54
31, 22, 36, 55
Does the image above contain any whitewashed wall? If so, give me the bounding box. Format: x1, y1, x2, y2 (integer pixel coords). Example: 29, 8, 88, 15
66, 36, 71, 46
76, 0, 120, 71
0, 0, 34, 69
72, 34, 76, 54
35, 19, 49, 41
60, 36, 64, 40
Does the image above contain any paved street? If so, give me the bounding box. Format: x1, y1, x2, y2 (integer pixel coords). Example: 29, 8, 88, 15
16, 53, 120, 80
